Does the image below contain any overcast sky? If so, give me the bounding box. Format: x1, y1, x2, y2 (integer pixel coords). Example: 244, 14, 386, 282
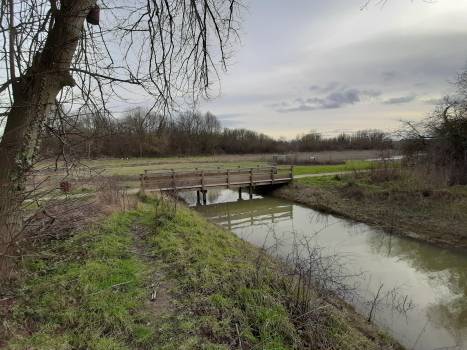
199, 0, 467, 138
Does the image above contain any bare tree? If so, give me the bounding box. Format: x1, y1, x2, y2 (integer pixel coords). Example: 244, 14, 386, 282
0, 0, 242, 272
400, 72, 467, 185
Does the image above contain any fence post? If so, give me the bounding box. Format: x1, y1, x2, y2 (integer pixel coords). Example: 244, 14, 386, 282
171, 169, 176, 190
140, 174, 145, 194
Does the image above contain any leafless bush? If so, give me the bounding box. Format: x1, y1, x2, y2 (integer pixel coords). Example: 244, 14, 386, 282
363, 281, 415, 324
368, 161, 401, 183
400, 73, 467, 186
95, 177, 122, 205
153, 194, 178, 226
251, 226, 414, 349
22, 198, 103, 243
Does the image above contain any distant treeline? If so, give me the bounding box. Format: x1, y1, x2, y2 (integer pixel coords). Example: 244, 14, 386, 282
41, 110, 393, 158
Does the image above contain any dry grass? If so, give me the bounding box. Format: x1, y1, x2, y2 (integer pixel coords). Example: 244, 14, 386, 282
35, 150, 383, 176
277, 169, 467, 248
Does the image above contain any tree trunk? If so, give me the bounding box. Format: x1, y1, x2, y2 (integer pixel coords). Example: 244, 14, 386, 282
0, 0, 95, 277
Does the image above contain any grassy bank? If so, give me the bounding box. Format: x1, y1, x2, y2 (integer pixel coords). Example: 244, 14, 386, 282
275, 172, 467, 248
2, 197, 401, 349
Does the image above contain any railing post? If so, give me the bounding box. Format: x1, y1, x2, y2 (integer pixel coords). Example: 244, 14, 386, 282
290, 165, 294, 179
227, 169, 230, 189
249, 168, 254, 199
271, 167, 275, 183
201, 170, 205, 190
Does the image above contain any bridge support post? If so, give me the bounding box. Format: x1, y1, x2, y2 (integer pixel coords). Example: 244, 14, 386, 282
238, 187, 242, 200
202, 190, 207, 205
196, 190, 201, 205
249, 186, 253, 199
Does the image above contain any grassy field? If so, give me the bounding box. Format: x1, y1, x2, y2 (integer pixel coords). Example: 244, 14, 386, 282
27, 153, 393, 202
3, 196, 400, 350
35, 150, 384, 177
293, 160, 374, 176
275, 170, 467, 248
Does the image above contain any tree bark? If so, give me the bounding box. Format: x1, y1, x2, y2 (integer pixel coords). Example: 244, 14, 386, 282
0, 0, 95, 277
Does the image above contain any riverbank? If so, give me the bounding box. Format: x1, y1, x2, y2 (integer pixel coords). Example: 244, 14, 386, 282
1, 196, 401, 349
274, 172, 467, 249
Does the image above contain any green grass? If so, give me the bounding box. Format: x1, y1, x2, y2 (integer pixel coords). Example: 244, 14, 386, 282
4, 197, 398, 349
144, 198, 300, 349
141, 197, 395, 349
293, 160, 374, 176
5, 211, 155, 350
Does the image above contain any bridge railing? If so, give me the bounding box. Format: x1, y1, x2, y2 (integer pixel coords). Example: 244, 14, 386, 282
140, 166, 293, 192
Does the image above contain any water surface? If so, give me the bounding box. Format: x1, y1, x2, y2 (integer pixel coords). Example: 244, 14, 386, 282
180, 189, 467, 350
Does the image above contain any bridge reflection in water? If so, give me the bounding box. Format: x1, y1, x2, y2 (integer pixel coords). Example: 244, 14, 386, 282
198, 198, 293, 231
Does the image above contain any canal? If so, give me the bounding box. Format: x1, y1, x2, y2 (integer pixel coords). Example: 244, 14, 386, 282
180, 189, 467, 350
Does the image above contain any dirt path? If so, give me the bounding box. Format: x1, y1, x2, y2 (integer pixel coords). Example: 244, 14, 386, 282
130, 222, 175, 319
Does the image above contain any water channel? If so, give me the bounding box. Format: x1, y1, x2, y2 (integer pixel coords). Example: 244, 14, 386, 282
180, 189, 467, 350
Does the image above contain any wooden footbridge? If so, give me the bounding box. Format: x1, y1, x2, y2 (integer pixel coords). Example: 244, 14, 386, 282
140, 166, 293, 204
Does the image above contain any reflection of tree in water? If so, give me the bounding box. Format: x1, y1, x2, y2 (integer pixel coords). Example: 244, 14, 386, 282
366, 229, 467, 345
307, 211, 330, 228
367, 232, 467, 294
426, 297, 467, 347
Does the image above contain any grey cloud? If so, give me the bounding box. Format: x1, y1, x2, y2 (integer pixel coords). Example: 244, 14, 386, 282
309, 81, 340, 93
276, 87, 381, 113
383, 95, 416, 104
217, 113, 246, 127
382, 71, 397, 82
422, 97, 443, 105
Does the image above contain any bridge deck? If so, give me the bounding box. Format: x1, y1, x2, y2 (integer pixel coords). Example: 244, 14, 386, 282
140, 166, 293, 192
